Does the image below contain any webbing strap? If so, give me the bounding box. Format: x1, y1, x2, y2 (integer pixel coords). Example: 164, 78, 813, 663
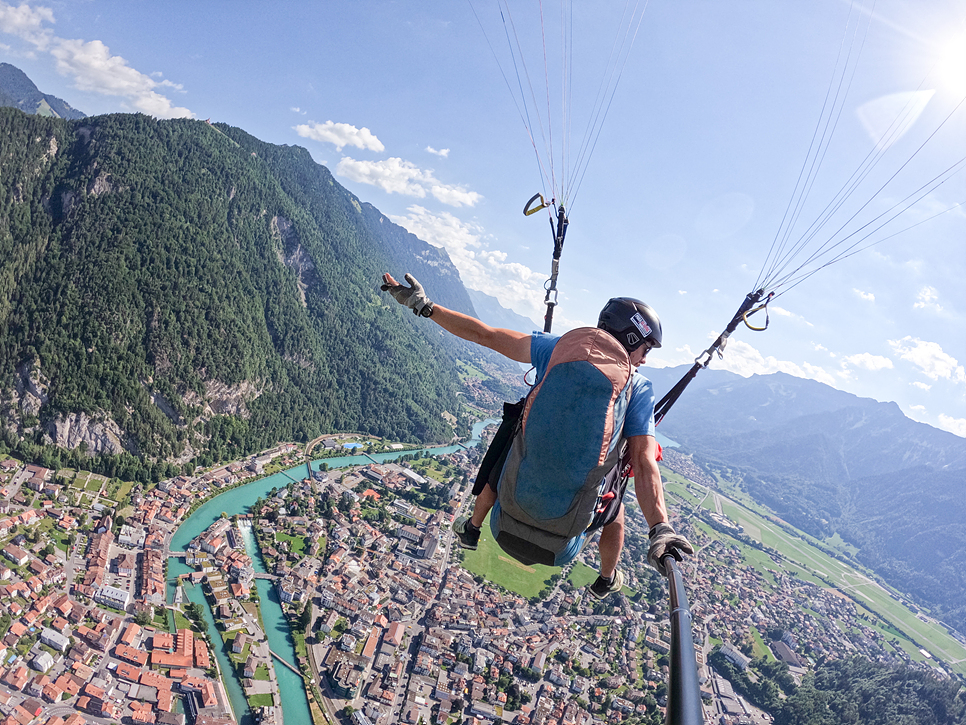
654, 289, 766, 425
542, 204, 568, 333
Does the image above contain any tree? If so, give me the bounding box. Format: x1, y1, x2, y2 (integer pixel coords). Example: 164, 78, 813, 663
134, 609, 153, 627
184, 602, 205, 623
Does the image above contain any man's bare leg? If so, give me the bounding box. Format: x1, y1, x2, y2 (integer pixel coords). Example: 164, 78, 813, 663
597, 509, 625, 579
470, 485, 497, 529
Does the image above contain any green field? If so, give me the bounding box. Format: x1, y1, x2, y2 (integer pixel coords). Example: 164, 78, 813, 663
457, 360, 486, 381
460, 521, 636, 600
275, 532, 307, 557
249, 693, 274, 708
459, 514, 557, 598
748, 625, 774, 661
567, 561, 599, 589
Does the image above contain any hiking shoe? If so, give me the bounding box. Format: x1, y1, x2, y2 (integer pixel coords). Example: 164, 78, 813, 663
588, 569, 624, 599
453, 517, 480, 550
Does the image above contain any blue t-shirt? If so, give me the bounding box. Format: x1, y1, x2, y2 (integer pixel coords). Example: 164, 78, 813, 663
529, 332, 656, 439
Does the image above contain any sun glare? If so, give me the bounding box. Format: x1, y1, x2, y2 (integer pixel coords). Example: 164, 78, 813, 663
934, 32, 966, 98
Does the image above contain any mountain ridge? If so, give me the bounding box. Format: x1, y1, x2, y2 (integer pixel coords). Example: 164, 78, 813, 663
466, 288, 542, 335
0, 63, 85, 119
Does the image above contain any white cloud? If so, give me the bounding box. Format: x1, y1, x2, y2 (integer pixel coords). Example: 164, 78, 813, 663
294, 120, 384, 152
0, 2, 53, 47
339, 157, 431, 197
937, 414, 966, 438
913, 285, 942, 312
425, 145, 449, 158
389, 205, 545, 316
290, 106, 306, 114
678, 290, 687, 295
841, 353, 894, 372
909, 404, 927, 414
0, 2, 192, 118
50, 38, 192, 117
338, 157, 481, 207
812, 342, 828, 352
661, 339, 837, 386
912, 381, 932, 391
430, 183, 482, 207
853, 288, 875, 302
769, 306, 813, 327
888, 336, 966, 383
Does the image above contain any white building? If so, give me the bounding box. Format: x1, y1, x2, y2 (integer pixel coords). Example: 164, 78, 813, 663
720, 641, 751, 671
95, 585, 131, 611
40, 627, 70, 652
31, 651, 55, 672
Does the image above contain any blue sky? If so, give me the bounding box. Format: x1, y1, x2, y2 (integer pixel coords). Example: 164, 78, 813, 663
2, 1, 964, 437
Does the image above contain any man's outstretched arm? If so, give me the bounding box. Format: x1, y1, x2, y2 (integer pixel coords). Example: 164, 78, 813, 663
382, 272, 531, 364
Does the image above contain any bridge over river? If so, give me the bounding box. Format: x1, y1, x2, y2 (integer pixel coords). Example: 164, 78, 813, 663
270, 650, 306, 680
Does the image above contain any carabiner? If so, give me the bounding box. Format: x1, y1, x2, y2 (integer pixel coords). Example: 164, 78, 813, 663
523, 193, 549, 216
742, 297, 772, 332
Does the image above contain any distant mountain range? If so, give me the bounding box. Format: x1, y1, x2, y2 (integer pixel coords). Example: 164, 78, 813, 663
466, 288, 541, 335
646, 364, 966, 637
0, 63, 85, 119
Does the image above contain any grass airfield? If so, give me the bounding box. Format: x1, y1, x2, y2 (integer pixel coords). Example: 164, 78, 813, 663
459, 514, 559, 599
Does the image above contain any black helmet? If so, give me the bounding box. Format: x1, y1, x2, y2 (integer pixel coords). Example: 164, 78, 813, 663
597, 297, 662, 352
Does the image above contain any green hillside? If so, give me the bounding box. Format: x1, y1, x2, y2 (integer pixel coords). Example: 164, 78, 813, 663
0, 108, 503, 476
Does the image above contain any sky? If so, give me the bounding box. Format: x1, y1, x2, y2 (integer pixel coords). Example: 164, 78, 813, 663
1, 0, 964, 437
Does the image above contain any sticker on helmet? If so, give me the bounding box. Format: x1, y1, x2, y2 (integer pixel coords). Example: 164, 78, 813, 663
626, 332, 640, 347
631, 312, 652, 339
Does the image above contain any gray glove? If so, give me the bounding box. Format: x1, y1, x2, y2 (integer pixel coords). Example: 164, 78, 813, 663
647, 522, 694, 577
381, 273, 434, 317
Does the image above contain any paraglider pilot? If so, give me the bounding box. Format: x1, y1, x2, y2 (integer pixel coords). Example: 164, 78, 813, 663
382, 272, 693, 598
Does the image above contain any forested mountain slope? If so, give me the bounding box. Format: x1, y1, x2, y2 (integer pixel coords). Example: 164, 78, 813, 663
0, 109, 510, 474
647, 365, 966, 637
775, 656, 965, 725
